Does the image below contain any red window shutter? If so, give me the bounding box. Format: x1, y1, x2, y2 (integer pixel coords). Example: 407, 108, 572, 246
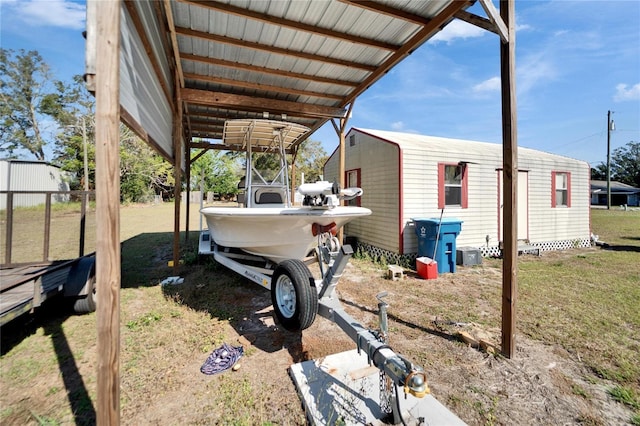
551, 171, 557, 208
566, 171, 571, 208
461, 164, 468, 209
438, 163, 445, 209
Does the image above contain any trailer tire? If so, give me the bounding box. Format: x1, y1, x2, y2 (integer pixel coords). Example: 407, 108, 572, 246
73, 273, 96, 314
271, 259, 317, 331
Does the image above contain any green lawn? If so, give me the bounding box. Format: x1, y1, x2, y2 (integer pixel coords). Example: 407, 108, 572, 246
518, 209, 640, 420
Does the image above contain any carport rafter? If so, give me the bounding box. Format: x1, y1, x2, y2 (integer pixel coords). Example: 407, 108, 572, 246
180, 53, 359, 88
181, 88, 347, 119
339, 0, 473, 108
183, 72, 346, 101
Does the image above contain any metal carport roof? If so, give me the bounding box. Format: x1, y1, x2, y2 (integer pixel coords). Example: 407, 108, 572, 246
86, 1, 518, 422
88, 0, 511, 157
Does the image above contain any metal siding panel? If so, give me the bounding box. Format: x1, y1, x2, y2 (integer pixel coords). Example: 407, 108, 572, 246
1, 162, 70, 208
120, 5, 173, 159
135, 1, 172, 90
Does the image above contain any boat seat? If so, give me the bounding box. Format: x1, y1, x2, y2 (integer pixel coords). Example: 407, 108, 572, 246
254, 187, 286, 206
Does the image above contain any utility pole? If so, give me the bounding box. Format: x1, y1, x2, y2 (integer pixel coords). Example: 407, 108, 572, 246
607, 110, 611, 210
82, 117, 89, 191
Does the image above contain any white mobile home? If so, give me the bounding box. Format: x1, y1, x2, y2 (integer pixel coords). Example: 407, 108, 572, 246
324, 129, 591, 262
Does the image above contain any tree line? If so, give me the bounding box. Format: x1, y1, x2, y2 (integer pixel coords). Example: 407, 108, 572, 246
590, 142, 640, 189
1, 48, 329, 202
4, 48, 637, 198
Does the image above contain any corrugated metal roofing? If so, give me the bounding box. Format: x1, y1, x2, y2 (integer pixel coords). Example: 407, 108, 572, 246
154, 0, 477, 149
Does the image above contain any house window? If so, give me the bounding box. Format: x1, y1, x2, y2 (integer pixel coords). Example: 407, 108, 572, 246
552, 171, 571, 207
349, 134, 356, 147
438, 163, 468, 209
345, 169, 360, 206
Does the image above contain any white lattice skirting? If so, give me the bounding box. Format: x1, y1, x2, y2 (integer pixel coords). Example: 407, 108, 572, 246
351, 238, 593, 267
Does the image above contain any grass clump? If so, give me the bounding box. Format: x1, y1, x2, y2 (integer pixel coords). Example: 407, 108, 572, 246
608, 386, 640, 410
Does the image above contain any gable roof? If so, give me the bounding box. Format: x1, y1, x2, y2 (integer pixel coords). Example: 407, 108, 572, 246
348, 128, 588, 165
591, 180, 640, 194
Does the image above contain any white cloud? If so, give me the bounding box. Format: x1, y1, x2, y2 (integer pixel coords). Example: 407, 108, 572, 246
516, 23, 532, 32
473, 76, 501, 93
8, 0, 85, 30
429, 20, 485, 45
614, 83, 640, 102
391, 121, 405, 131
517, 52, 557, 95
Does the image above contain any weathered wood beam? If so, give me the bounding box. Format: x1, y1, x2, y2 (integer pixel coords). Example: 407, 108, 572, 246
183, 72, 345, 101
172, 84, 183, 273
454, 9, 499, 36
339, 0, 431, 25
500, 0, 517, 359
181, 53, 358, 88
343, 1, 472, 107
94, 0, 121, 424
480, 0, 509, 43
190, 148, 208, 164
163, 0, 184, 88
190, 140, 297, 155
182, 88, 346, 118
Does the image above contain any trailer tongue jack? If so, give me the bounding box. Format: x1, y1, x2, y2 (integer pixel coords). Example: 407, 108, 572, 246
317, 245, 429, 398
200, 229, 438, 423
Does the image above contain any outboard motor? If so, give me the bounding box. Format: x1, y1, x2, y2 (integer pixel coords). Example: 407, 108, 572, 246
298, 181, 363, 208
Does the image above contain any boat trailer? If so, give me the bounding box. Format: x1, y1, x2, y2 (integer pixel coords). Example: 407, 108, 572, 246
199, 230, 432, 424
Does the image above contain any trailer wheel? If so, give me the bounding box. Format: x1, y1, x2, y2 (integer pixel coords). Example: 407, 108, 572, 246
271, 259, 317, 331
73, 272, 96, 314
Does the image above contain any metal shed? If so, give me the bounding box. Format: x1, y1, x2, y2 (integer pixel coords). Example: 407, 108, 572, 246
0, 160, 71, 209
86, 1, 519, 422
325, 128, 592, 261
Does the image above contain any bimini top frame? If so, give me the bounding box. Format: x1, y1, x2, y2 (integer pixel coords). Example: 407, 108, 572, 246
225, 119, 311, 208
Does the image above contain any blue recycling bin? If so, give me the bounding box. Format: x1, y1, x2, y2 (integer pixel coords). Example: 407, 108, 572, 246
413, 218, 463, 273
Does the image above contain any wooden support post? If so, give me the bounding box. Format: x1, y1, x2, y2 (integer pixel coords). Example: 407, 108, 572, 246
94, 0, 121, 423
290, 146, 299, 204
500, 0, 518, 359
185, 136, 191, 242
43, 194, 52, 261
331, 103, 355, 244
172, 86, 183, 273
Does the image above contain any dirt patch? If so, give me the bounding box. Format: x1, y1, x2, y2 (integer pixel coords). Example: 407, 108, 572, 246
1, 247, 634, 425
145, 252, 632, 425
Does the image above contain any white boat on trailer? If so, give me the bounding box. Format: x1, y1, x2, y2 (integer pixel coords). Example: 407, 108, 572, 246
200, 118, 372, 331
201, 119, 370, 264
199, 119, 439, 423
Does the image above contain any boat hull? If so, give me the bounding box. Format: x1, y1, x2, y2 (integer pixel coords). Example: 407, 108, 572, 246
200, 206, 371, 262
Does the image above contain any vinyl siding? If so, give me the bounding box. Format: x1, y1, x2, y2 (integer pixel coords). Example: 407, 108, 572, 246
325, 129, 591, 255
397, 135, 502, 254
325, 132, 400, 252
523, 156, 590, 243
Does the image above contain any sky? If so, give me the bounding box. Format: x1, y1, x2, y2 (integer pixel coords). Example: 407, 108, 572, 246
1, 0, 639, 167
